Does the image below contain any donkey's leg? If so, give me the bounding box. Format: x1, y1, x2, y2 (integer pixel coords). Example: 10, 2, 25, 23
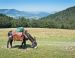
20, 41, 23, 47
7, 37, 13, 48
23, 39, 26, 48
7, 31, 13, 48
7, 38, 10, 48
20, 38, 26, 48
9, 39, 13, 48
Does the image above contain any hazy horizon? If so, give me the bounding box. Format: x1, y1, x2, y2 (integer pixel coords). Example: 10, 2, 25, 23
0, 0, 75, 13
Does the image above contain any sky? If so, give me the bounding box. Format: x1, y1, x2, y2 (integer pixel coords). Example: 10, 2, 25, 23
0, 0, 75, 13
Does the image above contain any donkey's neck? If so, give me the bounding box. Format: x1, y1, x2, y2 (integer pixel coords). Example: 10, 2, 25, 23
25, 33, 35, 43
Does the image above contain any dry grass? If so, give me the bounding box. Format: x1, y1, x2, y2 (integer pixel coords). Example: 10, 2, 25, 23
0, 28, 75, 58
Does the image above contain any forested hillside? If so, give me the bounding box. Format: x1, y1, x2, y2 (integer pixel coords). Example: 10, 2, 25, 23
0, 14, 29, 28
0, 6, 75, 29
0, 14, 12, 28
39, 6, 75, 29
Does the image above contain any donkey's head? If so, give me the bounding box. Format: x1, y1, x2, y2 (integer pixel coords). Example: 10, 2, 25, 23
31, 37, 37, 48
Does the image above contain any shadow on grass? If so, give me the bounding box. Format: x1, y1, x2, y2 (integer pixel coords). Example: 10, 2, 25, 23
12, 44, 32, 49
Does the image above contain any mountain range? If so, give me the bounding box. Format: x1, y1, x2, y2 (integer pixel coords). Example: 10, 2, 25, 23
0, 9, 50, 18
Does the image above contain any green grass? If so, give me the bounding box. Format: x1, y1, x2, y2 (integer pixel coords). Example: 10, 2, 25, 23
0, 28, 75, 58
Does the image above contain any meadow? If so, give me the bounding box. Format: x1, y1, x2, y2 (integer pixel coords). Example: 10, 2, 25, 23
0, 28, 75, 58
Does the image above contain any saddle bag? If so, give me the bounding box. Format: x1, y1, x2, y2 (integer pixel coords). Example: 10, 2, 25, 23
12, 32, 24, 41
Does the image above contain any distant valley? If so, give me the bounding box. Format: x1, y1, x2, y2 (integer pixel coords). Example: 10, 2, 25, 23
0, 9, 50, 19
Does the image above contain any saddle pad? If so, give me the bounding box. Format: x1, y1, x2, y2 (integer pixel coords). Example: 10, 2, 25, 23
12, 32, 24, 41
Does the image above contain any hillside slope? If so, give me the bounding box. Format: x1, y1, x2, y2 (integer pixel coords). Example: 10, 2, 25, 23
40, 6, 75, 29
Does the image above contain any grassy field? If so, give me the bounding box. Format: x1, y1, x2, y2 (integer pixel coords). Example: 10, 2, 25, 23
0, 28, 75, 58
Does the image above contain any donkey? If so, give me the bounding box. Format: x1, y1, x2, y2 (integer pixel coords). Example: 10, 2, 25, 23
7, 30, 37, 48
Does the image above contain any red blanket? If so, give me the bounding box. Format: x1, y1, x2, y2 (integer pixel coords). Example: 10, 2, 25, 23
12, 32, 24, 41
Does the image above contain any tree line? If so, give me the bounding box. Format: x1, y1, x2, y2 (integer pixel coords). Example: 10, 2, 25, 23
0, 6, 75, 29
0, 14, 41, 28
